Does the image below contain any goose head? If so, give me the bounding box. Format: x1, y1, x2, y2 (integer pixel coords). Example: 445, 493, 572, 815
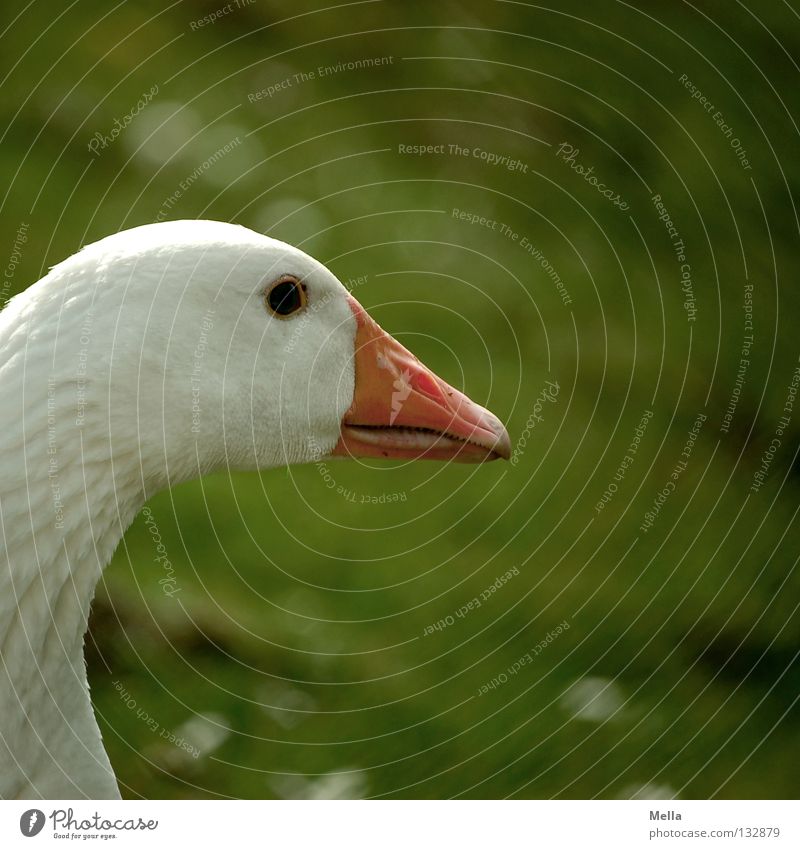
35, 219, 509, 487
0, 219, 509, 799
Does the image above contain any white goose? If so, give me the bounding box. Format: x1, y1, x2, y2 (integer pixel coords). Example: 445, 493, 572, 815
0, 220, 509, 800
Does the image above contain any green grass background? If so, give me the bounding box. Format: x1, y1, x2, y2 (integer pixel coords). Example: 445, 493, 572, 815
1, 0, 798, 798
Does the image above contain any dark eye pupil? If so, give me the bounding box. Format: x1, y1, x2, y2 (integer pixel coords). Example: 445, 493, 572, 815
268, 280, 301, 315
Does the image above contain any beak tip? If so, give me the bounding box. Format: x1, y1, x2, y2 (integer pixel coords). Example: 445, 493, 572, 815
489, 421, 512, 461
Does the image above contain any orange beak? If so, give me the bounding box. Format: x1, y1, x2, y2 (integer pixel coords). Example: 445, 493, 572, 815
332, 297, 511, 463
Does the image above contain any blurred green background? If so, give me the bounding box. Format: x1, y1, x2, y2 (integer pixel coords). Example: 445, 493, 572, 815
2, 0, 798, 798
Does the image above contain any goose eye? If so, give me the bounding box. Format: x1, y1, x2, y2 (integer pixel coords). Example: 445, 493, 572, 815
265, 277, 307, 318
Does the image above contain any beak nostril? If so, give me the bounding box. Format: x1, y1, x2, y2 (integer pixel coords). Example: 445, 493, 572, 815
412, 370, 444, 401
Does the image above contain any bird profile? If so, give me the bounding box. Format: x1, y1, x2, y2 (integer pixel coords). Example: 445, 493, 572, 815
0, 220, 509, 799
